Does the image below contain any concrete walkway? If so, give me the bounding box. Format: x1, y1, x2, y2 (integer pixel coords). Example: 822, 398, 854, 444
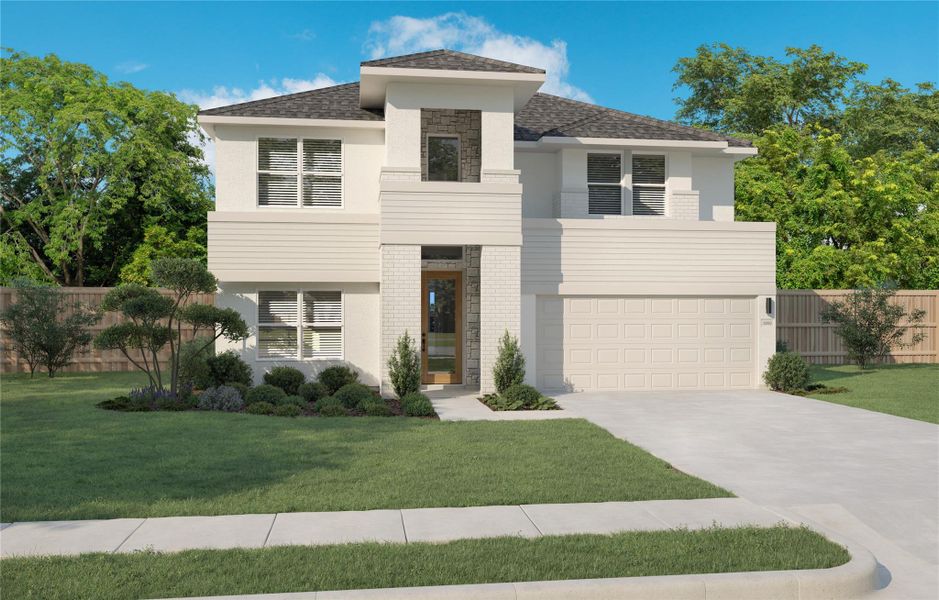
554, 389, 939, 600
0, 497, 788, 558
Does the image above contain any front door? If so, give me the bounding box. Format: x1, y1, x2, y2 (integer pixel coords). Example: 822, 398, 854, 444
421, 271, 462, 384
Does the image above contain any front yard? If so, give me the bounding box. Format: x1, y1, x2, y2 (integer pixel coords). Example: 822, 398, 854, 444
1, 526, 848, 600
1, 372, 729, 522
808, 363, 939, 424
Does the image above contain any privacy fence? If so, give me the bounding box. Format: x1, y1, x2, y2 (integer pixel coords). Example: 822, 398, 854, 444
0, 287, 215, 374
2, 287, 937, 374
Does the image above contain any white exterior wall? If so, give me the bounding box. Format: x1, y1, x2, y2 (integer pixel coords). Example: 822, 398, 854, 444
517, 152, 558, 218
693, 155, 736, 221
215, 282, 381, 386
380, 245, 421, 393
480, 245, 521, 393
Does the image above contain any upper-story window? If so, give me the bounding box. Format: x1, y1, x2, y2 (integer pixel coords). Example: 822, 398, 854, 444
427, 135, 460, 181
587, 153, 623, 215
258, 138, 342, 207
632, 154, 666, 216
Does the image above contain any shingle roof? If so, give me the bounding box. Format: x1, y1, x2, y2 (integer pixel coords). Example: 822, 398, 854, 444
361, 49, 545, 74
198, 82, 383, 120
515, 93, 752, 147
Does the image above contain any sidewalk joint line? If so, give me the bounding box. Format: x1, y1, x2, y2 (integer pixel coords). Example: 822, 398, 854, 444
518, 505, 543, 536
263, 514, 277, 547
399, 510, 409, 543
113, 518, 147, 553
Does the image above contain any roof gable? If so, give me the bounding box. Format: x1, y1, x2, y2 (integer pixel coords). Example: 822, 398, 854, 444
361, 49, 545, 74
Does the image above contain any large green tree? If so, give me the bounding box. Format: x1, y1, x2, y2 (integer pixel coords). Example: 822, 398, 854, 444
0, 50, 212, 286
841, 80, 939, 158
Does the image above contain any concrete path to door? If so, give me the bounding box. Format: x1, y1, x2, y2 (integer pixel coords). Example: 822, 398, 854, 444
555, 389, 939, 600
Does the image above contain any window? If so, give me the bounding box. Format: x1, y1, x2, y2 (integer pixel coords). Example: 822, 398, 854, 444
587, 153, 622, 215
632, 154, 666, 216
258, 138, 341, 207
258, 291, 342, 360
427, 135, 460, 181
421, 246, 463, 260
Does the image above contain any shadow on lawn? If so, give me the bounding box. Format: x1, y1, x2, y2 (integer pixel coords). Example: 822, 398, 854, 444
810, 363, 937, 384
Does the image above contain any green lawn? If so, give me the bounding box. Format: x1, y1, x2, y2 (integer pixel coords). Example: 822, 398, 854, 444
0, 526, 848, 600
0, 372, 729, 522
808, 363, 939, 424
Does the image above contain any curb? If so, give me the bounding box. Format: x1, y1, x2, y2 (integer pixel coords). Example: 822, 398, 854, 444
162, 532, 879, 600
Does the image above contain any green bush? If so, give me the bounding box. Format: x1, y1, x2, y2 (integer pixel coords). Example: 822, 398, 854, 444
298, 381, 328, 403
763, 352, 810, 393
281, 394, 306, 407
314, 395, 343, 413
245, 384, 286, 406
246, 401, 275, 415
401, 392, 435, 417
363, 400, 393, 417
388, 331, 420, 398
333, 383, 374, 409
96, 397, 131, 411
263, 366, 305, 395
197, 385, 244, 412
482, 385, 559, 411
318, 403, 349, 417
205, 351, 253, 387
273, 404, 302, 417
493, 330, 525, 393
503, 383, 542, 407
178, 337, 214, 388
317, 365, 359, 395
226, 382, 249, 401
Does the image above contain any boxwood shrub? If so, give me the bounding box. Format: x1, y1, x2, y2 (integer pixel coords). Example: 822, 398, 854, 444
205, 351, 253, 387
333, 383, 374, 409
298, 381, 328, 403
363, 400, 393, 417
318, 402, 349, 417
401, 392, 435, 417
263, 366, 305, 395
764, 351, 810, 393
245, 384, 286, 406
273, 404, 302, 417
246, 401, 275, 415
317, 365, 359, 395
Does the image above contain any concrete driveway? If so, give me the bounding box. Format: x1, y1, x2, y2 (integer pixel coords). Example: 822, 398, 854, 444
556, 389, 938, 600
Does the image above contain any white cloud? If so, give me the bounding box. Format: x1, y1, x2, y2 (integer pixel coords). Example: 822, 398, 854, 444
365, 12, 592, 102
288, 29, 315, 41
116, 61, 148, 74
178, 74, 337, 174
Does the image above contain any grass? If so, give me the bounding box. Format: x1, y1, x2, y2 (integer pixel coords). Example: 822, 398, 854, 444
808, 363, 939, 424
0, 526, 848, 600
0, 372, 729, 522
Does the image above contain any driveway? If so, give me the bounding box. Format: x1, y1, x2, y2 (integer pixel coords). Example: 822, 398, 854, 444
556, 389, 938, 600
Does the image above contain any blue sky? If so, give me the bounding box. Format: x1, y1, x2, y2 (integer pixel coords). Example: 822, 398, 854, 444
2, 1, 937, 119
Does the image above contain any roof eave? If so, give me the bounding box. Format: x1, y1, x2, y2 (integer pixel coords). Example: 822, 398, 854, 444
197, 115, 386, 132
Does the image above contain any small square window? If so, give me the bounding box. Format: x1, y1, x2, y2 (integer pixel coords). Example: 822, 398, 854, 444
427, 136, 460, 181
422, 246, 463, 260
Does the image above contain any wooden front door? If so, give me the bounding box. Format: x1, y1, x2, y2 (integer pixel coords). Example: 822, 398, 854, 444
421, 271, 462, 384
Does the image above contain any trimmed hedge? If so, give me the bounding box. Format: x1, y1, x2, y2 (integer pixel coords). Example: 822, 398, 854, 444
264, 366, 305, 395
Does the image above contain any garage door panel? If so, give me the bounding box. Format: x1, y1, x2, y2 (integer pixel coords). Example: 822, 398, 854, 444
537, 295, 756, 392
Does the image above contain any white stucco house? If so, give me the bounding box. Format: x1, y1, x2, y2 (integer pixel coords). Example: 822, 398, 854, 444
198, 49, 776, 395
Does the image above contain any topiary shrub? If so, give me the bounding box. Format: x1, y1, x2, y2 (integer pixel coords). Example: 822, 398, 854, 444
205, 351, 253, 387
363, 400, 393, 417
226, 382, 249, 401
317, 365, 359, 395
273, 404, 302, 417
246, 401, 275, 415
401, 392, 435, 417
493, 330, 525, 394
318, 402, 349, 417
245, 384, 286, 406
263, 366, 305, 395
333, 382, 374, 409
197, 385, 245, 412
388, 331, 420, 399
763, 351, 810, 393
298, 381, 328, 403
314, 395, 343, 413
281, 394, 306, 407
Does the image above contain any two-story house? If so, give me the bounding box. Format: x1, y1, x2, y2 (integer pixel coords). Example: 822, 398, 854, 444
199, 49, 776, 395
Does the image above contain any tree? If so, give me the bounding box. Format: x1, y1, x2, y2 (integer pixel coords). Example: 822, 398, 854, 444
387, 331, 421, 399
673, 44, 866, 134
841, 80, 939, 158
119, 225, 207, 285
820, 288, 926, 368
492, 330, 525, 394
0, 280, 100, 377
95, 258, 248, 394
0, 49, 212, 287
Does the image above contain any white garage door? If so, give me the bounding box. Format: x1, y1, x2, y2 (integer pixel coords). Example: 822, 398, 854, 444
536, 296, 756, 391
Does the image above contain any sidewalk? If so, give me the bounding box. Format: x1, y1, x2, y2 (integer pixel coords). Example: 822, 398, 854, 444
0, 497, 787, 557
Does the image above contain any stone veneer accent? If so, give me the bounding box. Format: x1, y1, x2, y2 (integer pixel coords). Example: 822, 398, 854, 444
420, 109, 482, 182
381, 245, 421, 391
480, 245, 521, 393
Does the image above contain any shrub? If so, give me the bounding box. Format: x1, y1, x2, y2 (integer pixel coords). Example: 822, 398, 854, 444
197, 385, 245, 412
156, 393, 192, 412
205, 351, 253, 387
246, 401, 275, 415
493, 330, 525, 394
318, 403, 349, 417
298, 381, 328, 403
401, 392, 435, 417
502, 383, 542, 408
281, 394, 306, 407
178, 337, 214, 388
763, 352, 810, 393
127, 386, 180, 410
273, 404, 302, 417
481, 386, 559, 411
363, 400, 393, 417
820, 287, 927, 368
388, 331, 421, 398
333, 383, 374, 409
263, 366, 305, 395
226, 382, 249, 401
317, 365, 359, 395
97, 397, 131, 411
245, 384, 286, 406
314, 395, 343, 413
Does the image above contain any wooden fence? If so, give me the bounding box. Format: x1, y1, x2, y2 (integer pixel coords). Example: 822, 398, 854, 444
777, 290, 939, 364
0, 287, 215, 374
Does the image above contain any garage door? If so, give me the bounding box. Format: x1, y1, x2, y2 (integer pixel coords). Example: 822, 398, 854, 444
536, 296, 756, 391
